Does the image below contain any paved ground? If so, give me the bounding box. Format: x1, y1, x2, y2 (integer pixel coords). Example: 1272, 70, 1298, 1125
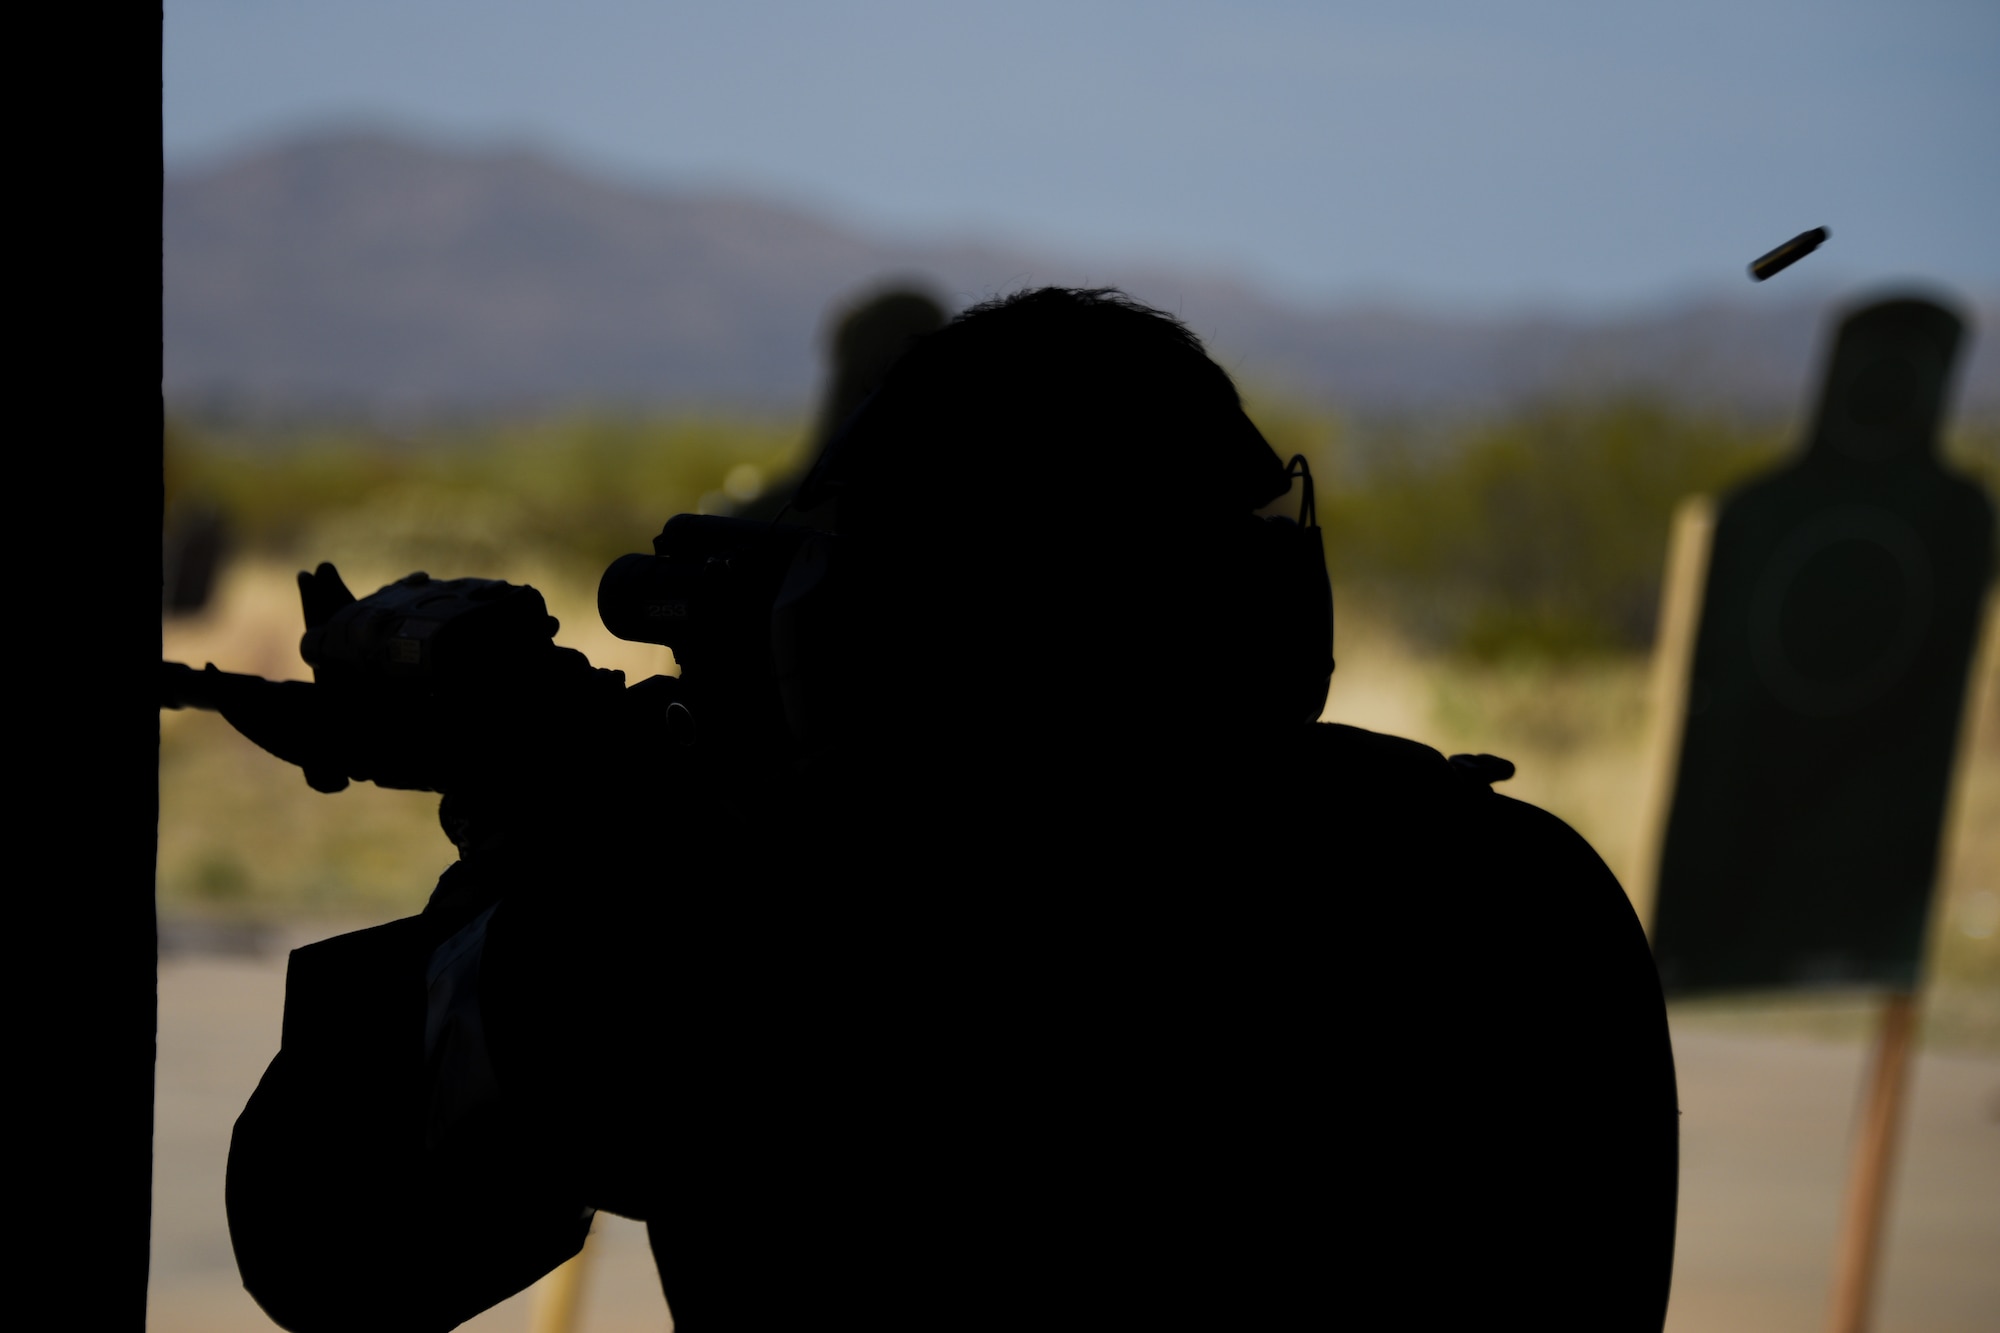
150, 939, 1999, 1332
1664, 1028, 1998, 1333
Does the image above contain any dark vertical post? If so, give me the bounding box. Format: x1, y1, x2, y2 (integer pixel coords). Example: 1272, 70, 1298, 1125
23, 10, 163, 1325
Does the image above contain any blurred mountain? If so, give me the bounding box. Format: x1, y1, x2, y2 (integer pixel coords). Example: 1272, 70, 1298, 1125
165, 131, 1999, 421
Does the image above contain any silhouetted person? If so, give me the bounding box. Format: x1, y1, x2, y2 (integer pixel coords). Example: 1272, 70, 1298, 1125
223, 289, 1677, 1331
481, 290, 1678, 1328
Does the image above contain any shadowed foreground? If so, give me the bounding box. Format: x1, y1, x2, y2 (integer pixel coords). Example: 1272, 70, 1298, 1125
150, 936, 1999, 1333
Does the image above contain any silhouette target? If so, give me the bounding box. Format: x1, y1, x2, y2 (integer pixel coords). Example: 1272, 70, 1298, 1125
1651, 297, 1994, 996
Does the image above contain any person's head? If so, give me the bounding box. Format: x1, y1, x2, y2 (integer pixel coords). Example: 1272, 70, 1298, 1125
802, 286, 1288, 531
802, 287, 1332, 745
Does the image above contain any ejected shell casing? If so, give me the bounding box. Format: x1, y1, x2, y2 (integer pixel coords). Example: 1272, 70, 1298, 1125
1749, 227, 1829, 282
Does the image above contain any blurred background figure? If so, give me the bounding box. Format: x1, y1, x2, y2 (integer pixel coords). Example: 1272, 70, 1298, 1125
1641, 295, 1992, 1333
1651, 295, 1991, 999
162, 494, 232, 615
814, 285, 950, 451
737, 283, 947, 524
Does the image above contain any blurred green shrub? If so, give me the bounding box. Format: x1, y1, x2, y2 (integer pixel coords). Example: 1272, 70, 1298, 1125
167, 400, 1993, 662
1313, 399, 1788, 659
165, 412, 809, 578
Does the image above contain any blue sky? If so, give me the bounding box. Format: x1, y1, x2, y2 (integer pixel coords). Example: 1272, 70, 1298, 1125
164, 1, 1999, 315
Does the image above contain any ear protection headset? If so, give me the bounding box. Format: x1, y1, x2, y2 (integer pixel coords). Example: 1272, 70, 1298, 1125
1227, 453, 1335, 727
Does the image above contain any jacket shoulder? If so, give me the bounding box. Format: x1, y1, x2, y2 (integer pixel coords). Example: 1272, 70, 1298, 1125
1297, 722, 1504, 799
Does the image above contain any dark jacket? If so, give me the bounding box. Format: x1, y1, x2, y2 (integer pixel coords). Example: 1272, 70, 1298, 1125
232, 722, 1677, 1331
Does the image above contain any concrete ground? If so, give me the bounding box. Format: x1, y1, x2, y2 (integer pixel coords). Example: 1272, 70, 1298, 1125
150, 938, 2000, 1332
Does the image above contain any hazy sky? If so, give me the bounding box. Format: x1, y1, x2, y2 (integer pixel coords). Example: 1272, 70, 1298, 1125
164, 1, 1998, 315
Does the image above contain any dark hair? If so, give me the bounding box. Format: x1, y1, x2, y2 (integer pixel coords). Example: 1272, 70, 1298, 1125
799, 287, 1290, 531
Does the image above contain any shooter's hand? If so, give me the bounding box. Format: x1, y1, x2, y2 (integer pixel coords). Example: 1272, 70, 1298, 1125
298, 561, 357, 630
